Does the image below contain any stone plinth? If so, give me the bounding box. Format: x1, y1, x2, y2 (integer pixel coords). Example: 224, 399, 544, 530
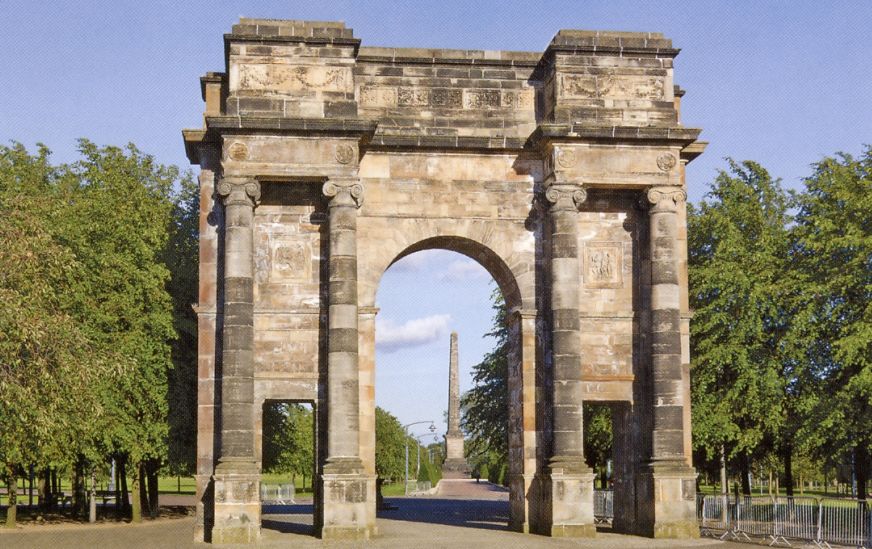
211, 462, 260, 545
320, 460, 376, 540
540, 459, 596, 537
634, 462, 699, 538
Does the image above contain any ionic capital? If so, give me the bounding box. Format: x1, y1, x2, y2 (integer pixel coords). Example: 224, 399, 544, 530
644, 186, 686, 214
322, 178, 364, 209
216, 176, 260, 207
545, 184, 587, 213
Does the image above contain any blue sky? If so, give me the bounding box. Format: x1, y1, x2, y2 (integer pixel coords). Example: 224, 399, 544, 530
3, 1, 869, 435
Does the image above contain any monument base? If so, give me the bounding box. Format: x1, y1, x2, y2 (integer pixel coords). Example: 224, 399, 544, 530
441, 458, 471, 479
540, 457, 596, 538
211, 459, 260, 545
319, 458, 377, 540
634, 461, 699, 538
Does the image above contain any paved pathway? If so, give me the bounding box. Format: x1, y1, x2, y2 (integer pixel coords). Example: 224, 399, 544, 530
1, 483, 749, 549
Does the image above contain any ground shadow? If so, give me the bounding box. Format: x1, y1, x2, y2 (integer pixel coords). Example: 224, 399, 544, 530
261, 503, 314, 536
378, 497, 510, 531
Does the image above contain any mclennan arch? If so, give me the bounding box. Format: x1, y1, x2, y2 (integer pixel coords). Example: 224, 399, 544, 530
184, 18, 706, 544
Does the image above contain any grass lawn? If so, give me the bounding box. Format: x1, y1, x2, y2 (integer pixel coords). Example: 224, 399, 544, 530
380, 482, 407, 497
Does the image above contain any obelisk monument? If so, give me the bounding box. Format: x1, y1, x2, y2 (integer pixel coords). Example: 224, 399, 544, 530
442, 332, 470, 478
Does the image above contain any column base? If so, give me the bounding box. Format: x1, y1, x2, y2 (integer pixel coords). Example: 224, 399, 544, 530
634, 461, 699, 539
211, 460, 260, 545
540, 458, 596, 538
319, 458, 376, 540
441, 458, 471, 479
508, 473, 535, 533
194, 474, 214, 543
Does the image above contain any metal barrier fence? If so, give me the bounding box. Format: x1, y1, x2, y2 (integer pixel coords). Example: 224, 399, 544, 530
594, 490, 613, 524
260, 483, 296, 505
697, 494, 871, 548
405, 481, 432, 495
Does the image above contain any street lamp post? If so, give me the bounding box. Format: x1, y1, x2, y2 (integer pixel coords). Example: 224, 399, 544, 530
402, 421, 437, 495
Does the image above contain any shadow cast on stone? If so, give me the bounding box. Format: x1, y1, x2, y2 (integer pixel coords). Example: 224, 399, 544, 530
378, 498, 510, 531
260, 503, 315, 536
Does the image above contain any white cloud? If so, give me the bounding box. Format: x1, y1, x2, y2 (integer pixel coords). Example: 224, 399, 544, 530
376, 314, 451, 353
439, 257, 490, 282
388, 249, 450, 273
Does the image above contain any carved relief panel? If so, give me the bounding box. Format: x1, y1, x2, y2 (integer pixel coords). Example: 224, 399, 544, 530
583, 242, 623, 288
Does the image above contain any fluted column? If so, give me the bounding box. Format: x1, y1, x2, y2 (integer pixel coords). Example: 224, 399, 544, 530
322, 177, 364, 471
211, 175, 261, 545
215, 176, 260, 465
645, 186, 687, 462
545, 183, 589, 468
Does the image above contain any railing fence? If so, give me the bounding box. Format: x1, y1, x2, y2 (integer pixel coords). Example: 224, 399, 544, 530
260, 483, 296, 505
695, 494, 871, 548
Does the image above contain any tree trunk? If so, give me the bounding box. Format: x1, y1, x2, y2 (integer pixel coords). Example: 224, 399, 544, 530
855, 445, 869, 502
5, 465, 17, 528
38, 468, 48, 511
138, 462, 148, 519
114, 459, 122, 517
89, 468, 97, 523
119, 458, 130, 515
783, 443, 794, 497
130, 465, 142, 523
72, 459, 83, 519
768, 469, 773, 496
51, 468, 58, 509
739, 453, 751, 495
145, 460, 159, 518
719, 445, 728, 495
28, 465, 34, 508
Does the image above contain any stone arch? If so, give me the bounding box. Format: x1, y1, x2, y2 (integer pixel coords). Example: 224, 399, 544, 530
384, 235, 523, 311
358, 230, 539, 532
357, 217, 537, 314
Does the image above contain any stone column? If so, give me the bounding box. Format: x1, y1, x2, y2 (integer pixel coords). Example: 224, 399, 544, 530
212, 176, 261, 545
637, 186, 698, 538
443, 332, 469, 477
543, 182, 595, 537
319, 177, 375, 540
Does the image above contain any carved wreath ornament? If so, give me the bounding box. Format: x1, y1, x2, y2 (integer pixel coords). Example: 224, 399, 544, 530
334, 144, 355, 165
656, 153, 676, 172
556, 148, 577, 169
227, 141, 249, 161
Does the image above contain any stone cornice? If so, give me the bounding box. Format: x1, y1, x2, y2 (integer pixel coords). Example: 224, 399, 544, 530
206, 116, 377, 138
529, 124, 701, 150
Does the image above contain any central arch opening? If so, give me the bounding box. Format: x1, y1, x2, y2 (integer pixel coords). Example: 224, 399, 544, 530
367, 237, 527, 533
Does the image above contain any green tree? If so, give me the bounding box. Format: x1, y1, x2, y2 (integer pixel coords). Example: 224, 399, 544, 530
583, 404, 612, 488
164, 175, 199, 478
0, 144, 121, 527
461, 287, 509, 478
51, 140, 179, 520
688, 160, 796, 494
263, 403, 314, 489
791, 148, 872, 499
375, 407, 407, 483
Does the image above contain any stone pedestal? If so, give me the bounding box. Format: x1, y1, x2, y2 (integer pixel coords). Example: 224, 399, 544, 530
542, 460, 596, 538
635, 462, 699, 538
508, 473, 536, 533
211, 461, 261, 545
320, 459, 376, 540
